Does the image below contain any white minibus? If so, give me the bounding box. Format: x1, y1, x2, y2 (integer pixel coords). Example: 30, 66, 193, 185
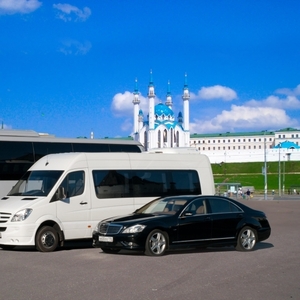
0, 152, 214, 252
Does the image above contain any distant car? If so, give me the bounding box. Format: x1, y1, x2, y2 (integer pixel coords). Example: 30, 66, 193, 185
92, 195, 271, 256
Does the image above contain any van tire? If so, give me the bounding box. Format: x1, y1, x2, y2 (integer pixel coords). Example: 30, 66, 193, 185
35, 226, 59, 252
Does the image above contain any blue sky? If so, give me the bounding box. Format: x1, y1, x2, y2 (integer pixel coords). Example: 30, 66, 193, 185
1, 0, 300, 138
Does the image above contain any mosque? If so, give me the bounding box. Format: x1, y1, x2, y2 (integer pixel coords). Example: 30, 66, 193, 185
131, 72, 300, 163
132, 72, 190, 151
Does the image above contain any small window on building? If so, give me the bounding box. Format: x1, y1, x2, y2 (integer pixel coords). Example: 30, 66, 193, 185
249, 146, 251, 149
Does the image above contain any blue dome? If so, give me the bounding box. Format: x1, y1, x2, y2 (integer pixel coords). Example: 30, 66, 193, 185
155, 103, 174, 117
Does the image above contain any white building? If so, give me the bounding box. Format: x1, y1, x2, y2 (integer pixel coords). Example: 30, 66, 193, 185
190, 128, 300, 163
133, 72, 190, 151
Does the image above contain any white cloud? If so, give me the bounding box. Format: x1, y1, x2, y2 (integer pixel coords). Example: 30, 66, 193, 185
0, 0, 42, 14
245, 95, 300, 110
190, 105, 299, 134
53, 3, 91, 22
275, 84, 300, 96
191, 85, 237, 101
58, 39, 92, 55
120, 118, 132, 132
111, 91, 149, 117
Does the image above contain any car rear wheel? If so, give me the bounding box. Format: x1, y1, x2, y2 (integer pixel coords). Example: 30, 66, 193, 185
236, 226, 257, 251
101, 247, 120, 254
35, 226, 59, 252
145, 229, 168, 256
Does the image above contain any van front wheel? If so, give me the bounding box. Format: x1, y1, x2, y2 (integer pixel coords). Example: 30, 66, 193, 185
35, 226, 59, 252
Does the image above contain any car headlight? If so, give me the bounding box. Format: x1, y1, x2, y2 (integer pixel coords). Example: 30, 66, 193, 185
94, 222, 101, 232
122, 224, 146, 233
11, 208, 33, 222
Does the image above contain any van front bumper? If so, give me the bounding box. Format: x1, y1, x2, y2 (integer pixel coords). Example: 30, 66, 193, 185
0, 223, 37, 247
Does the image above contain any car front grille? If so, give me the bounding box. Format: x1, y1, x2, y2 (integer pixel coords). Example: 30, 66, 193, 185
99, 223, 123, 235
0, 212, 11, 223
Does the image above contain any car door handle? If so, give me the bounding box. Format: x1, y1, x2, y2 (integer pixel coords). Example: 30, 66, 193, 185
80, 201, 88, 205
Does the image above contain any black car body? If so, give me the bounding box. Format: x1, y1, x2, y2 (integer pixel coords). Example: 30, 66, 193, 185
92, 195, 271, 256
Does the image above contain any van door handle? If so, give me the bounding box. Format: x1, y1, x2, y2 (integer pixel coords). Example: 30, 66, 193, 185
80, 201, 88, 205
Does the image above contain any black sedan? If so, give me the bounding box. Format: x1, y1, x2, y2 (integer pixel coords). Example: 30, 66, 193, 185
92, 195, 271, 256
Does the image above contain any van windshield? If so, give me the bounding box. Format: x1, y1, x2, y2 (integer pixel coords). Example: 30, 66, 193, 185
8, 170, 63, 197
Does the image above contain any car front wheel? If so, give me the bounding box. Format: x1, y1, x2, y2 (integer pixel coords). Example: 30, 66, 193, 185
236, 226, 257, 251
145, 229, 168, 256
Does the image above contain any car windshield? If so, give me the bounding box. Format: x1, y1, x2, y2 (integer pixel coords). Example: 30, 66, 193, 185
135, 198, 187, 215
8, 170, 63, 197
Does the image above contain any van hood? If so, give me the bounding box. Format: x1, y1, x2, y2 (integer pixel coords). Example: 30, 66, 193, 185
0, 196, 43, 213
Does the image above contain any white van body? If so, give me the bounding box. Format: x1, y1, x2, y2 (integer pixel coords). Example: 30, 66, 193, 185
0, 152, 214, 252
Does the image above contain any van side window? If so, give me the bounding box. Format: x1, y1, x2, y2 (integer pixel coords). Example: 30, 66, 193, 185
92, 169, 201, 199
93, 170, 130, 198
60, 171, 85, 198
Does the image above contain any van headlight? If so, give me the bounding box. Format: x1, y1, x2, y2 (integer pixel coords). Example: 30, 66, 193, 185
11, 209, 33, 222
122, 224, 146, 233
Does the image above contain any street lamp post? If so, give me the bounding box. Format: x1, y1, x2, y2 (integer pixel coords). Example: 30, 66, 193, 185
283, 155, 285, 195
264, 131, 268, 200
278, 143, 281, 197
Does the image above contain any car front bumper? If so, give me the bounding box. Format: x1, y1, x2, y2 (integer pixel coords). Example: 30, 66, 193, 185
92, 230, 146, 251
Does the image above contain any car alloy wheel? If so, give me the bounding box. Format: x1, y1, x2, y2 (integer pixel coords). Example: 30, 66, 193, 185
145, 229, 168, 256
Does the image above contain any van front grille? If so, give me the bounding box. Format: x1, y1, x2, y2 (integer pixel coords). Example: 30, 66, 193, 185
0, 212, 11, 223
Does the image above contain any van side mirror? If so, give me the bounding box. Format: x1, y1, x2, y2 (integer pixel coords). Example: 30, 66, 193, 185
57, 186, 66, 200
50, 186, 66, 202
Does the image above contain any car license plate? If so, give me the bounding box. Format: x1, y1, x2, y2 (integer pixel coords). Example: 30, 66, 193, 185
99, 236, 113, 242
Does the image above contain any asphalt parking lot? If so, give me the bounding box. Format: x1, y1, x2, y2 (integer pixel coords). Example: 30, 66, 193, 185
1, 199, 300, 300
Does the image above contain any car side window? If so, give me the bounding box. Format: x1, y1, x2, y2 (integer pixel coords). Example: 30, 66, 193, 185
184, 199, 206, 216
208, 198, 242, 213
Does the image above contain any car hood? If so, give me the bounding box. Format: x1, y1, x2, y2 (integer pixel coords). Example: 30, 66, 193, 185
102, 213, 171, 225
